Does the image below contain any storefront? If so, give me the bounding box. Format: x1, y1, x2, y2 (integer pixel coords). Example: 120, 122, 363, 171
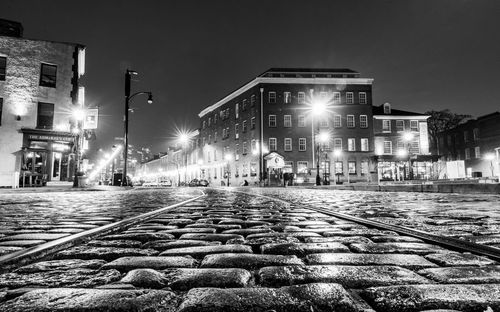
375, 155, 439, 182
20, 129, 76, 186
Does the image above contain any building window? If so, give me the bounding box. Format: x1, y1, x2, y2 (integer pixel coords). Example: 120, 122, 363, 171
383, 140, 392, 154
214, 113, 217, 124
284, 115, 292, 127
251, 117, 256, 129
40, 63, 57, 88
269, 138, 277, 151
268, 115, 276, 127
242, 120, 247, 132
37, 102, 54, 129
348, 161, 356, 174
214, 132, 217, 142
284, 92, 291, 104
0, 98, 3, 126
474, 146, 481, 158
251, 139, 256, 153
396, 120, 404, 132
299, 138, 306, 151
269, 92, 276, 103
383, 103, 391, 114
334, 115, 341, 128
297, 161, 308, 174
359, 92, 367, 104
208, 134, 211, 144
346, 92, 353, 104
473, 128, 479, 142
251, 95, 256, 106
464, 131, 469, 143
284, 138, 292, 151
242, 99, 248, 111
382, 120, 391, 132
0, 57, 6, 81
360, 115, 368, 128
298, 92, 305, 104
335, 161, 343, 175
465, 148, 471, 160
347, 115, 355, 128
235, 103, 239, 119
334, 138, 342, 151
298, 115, 305, 127
410, 120, 419, 132
235, 144, 240, 160
235, 124, 239, 139
333, 92, 341, 104
361, 160, 369, 175
361, 138, 369, 151
203, 137, 206, 146
250, 162, 257, 176
319, 117, 328, 127
243, 141, 248, 155
348, 138, 356, 151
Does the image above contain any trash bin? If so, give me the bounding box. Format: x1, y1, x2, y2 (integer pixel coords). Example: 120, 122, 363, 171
77, 176, 88, 188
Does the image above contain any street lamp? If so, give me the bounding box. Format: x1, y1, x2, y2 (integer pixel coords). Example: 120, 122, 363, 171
123, 69, 153, 186
311, 97, 327, 186
334, 149, 342, 184
402, 132, 414, 180
225, 153, 232, 186
316, 131, 330, 186
177, 131, 193, 184
485, 153, 495, 177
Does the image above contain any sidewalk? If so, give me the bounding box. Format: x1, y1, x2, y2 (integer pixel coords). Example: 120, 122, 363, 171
0, 182, 128, 194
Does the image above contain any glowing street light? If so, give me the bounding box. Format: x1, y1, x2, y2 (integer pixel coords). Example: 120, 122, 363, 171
225, 153, 232, 186
485, 153, 495, 177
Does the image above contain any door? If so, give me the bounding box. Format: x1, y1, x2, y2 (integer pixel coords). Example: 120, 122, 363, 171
52, 152, 62, 181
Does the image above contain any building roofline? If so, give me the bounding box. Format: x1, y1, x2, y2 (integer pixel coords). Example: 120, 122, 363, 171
199, 76, 374, 117
0, 34, 85, 49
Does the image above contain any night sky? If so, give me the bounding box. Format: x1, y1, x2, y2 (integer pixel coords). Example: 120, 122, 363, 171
3, 0, 499, 155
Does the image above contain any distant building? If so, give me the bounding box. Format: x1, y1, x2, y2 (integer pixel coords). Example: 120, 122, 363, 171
197, 68, 375, 186
372, 103, 432, 181
437, 112, 500, 178
0, 19, 85, 187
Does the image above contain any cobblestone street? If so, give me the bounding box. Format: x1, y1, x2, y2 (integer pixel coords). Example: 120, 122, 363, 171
0, 187, 500, 311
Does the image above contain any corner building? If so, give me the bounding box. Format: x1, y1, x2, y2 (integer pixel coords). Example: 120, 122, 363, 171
198, 68, 375, 186
0, 19, 85, 187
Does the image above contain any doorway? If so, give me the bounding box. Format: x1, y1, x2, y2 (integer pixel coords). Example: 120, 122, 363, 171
52, 152, 62, 181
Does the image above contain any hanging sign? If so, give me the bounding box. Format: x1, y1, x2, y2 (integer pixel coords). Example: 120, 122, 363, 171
83, 108, 99, 129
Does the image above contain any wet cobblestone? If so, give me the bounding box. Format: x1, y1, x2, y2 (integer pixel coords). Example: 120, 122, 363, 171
1, 187, 500, 311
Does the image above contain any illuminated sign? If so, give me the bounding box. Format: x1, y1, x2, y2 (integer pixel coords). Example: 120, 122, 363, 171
84, 108, 99, 129
28, 134, 74, 142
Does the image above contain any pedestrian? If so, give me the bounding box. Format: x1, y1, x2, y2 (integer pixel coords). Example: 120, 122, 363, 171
243, 180, 249, 186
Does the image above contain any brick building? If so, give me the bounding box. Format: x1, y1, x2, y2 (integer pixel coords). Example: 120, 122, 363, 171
373, 103, 431, 181
0, 19, 85, 187
437, 112, 500, 178
197, 68, 375, 186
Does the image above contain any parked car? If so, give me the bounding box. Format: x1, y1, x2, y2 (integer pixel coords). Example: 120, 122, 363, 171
159, 180, 172, 187
189, 179, 209, 187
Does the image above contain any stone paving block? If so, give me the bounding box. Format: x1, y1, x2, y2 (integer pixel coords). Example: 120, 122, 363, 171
241, 236, 301, 253
370, 235, 425, 243
185, 223, 241, 232
143, 239, 221, 251
0, 233, 70, 241
0, 246, 23, 256
465, 235, 500, 245
55, 246, 159, 261
86, 239, 143, 248
167, 218, 197, 226
179, 233, 244, 243
157, 228, 217, 238
47, 228, 86, 233
201, 253, 304, 270
100, 233, 176, 242
0, 269, 121, 288
418, 265, 500, 283
246, 232, 322, 241
129, 225, 179, 231
160, 245, 252, 258
221, 228, 274, 236
101, 256, 198, 272
425, 252, 498, 267
306, 253, 439, 270
0, 288, 180, 312
324, 229, 397, 237
15, 259, 107, 273
258, 265, 431, 288
261, 242, 350, 256
163, 268, 252, 290
0, 240, 46, 247
120, 268, 168, 288
177, 283, 359, 312
350, 242, 446, 255
304, 236, 373, 245
362, 284, 500, 312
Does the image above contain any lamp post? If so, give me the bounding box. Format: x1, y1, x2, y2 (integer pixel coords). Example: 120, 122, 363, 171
316, 131, 330, 186
225, 153, 232, 186
123, 69, 153, 186
310, 96, 327, 186
485, 153, 495, 178
402, 132, 414, 181
334, 149, 342, 184
71, 107, 85, 187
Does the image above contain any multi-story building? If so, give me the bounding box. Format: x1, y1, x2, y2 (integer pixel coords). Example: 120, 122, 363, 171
197, 68, 376, 186
373, 103, 431, 181
0, 19, 86, 187
437, 112, 500, 178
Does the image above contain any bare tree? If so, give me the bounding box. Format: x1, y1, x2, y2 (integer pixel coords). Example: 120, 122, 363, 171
425, 109, 471, 154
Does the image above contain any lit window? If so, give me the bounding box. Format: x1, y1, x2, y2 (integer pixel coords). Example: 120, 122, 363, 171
250, 162, 257, 176
40, 63, 57, 88
235, 103, 239, 119
37, 102, 54, 129
410, 120, 419, 132
361, 138, 369, 151
298, 92, 305, 104
235, 124, 239, 139
333, 92, 341, 104
284, 115, 292, 127
298, 115, 305, 127
359, 92, 367, 104
299, 138, 306, 151
269, 138, 277, 151
396, 120, 404, 132
346, 92, 353, 104
297, 161, 308, 174
474, 146, 480, 158
269, 92, 276, 103
251, 117, 256, 129
335, 161, 343, 174
348, 161, 356, 174
214, 132, 217, 142
334, 138, 342, 151
360, 115, 368, 128
334, 115, 341, 128
361, 161, 369, 175
284, 92, 291, 104
235, 144, 240, 160
284, 138, 292, 151
242, 120, 247, 132
347, 115, 355, 128
348, 138, 356, 151
383, 140, 392, 154
382, 120, 391, 132
268, 115, 276, 127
